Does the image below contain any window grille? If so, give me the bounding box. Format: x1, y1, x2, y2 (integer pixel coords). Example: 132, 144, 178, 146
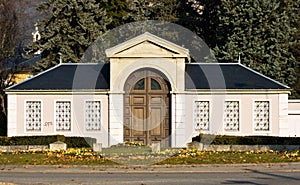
194, 101, 209, 130
25, 101, 41, 131
56, 101, 71, 131
224, 101, 239, 131
254, 101, 270, 131
85, 101, 101, 131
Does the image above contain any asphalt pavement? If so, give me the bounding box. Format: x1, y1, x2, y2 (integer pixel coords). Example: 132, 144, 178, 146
1, 163, 300, 185
1, 162, 300, 174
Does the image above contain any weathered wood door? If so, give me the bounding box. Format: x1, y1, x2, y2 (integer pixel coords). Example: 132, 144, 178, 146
124, 70, 170, 147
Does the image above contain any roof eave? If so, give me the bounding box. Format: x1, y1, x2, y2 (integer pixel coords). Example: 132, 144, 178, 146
5, 89, 110, 95
183, 89, 291, 94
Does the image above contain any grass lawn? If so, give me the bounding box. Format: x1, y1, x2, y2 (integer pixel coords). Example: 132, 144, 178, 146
0, 147, 299, 165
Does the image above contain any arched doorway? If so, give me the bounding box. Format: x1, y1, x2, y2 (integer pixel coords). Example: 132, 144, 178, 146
124, 69, 170, 147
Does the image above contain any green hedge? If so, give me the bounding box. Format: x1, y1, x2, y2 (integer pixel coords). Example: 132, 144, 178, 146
0, 135, 96, 148
192, 134, 300, 145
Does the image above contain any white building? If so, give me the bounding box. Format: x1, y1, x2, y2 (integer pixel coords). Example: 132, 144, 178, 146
5, 33, 300, 147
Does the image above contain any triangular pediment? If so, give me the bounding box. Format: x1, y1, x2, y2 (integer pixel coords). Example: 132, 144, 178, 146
105, 32, 189, 59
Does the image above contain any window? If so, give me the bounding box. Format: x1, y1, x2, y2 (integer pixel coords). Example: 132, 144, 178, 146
194, 101, 209, 130
85, 101, 101, 131
151, 78, 161, 90
56, 101, 71, 131
134, 79, 145, 90
254, 101, 270, 131
25, 101, 41, 132
224, 101, 239, 131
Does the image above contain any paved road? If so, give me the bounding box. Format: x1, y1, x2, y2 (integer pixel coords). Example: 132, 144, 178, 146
0, 163, 299, 185
0, 171, 300, 185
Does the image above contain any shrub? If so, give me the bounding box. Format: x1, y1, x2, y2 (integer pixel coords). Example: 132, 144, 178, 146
0, 135, 96, 148
193, 134, 300, 145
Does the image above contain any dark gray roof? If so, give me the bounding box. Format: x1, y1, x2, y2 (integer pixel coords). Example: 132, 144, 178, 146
7, 62, 288, 91
185, 63, 289, 90
7, 63, 110, 91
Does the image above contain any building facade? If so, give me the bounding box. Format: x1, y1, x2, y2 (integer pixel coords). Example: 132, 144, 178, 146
6, 33, 298, 148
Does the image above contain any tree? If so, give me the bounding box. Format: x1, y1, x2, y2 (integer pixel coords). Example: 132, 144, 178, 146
292, 28, 300, 98
104, 0, 131, 29
29, 0, 300, 96
212, 0, 299, 96
28, 0, 112, 73
14, 0, 48, 46
30, 0, 200, 72
0, 0, 19, 135
127, 0, 180, 22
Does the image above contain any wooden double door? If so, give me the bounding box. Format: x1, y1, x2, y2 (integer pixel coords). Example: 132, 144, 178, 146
124, 70, 170, 147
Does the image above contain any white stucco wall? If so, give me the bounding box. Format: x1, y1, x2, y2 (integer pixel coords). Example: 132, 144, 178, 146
7, 93, 109, 147
278, 94, 289, 136
108, 93, 124, 146
7, 95, 17, 136
287, 100, 300, 137
109, 57, 185, 93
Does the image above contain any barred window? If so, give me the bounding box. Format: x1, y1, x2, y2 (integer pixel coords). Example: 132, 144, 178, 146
25, 101, 41, 131
56, 101, 71, 131
194, 101, 209, 130
85, 101, 101, 131
224, 101, 239, 131
254, 101, 270, 131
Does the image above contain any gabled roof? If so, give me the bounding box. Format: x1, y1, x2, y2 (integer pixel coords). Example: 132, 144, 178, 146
6, 63, 110, 91
105, 32, 190, 59
185, 63, 289, 90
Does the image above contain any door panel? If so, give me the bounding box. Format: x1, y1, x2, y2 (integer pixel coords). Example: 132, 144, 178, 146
132, 96, 146, 105
149, 107, 162, 136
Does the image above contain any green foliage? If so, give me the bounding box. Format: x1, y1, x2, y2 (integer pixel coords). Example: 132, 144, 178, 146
193, 134, 300, 145
28, 0, 112, 73
212, 0, 299, 95
65, 137, 96, 148
27, 0, 300, 96
104, 0, 131, 29
0, 135, 96, 148
127, 0, 180, 22
128, 0, 300, 96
